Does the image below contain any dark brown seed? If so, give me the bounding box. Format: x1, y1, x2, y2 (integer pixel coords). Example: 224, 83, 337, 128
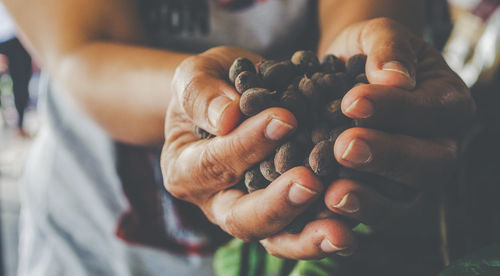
259, 60, 296, 90
279, 86, 308, 123
354, 73, 368, 84
291, 50, 320, 75
298, 73, 325, 105
324, 99, 350, 125
309, 140, 338, 176
317, 73, 348, 101
274, 141, 305, 174
260, 158, 280, 182
239, 88, 276, 116
244, 167, 270, 193
311, 126, 330, 144
229, 57, 255, 83
328, 125, 349, 143
320, 54, 346, 73
193, 125, 214, 139
346, 54, 367, 78
234, 71, 262, 95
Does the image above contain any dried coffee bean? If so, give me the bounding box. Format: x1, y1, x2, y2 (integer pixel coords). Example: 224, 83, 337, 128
346, 54, 367, 78
234, 71, 262, 95
193, 125, 214, 139
274, 141, 305, 174
260, 158, 280, 182
309, 140, 338, 177
311, 126, 330, 144
239, 88, 276, 116
291, 50, 320, 75
298, 72, 325, 106
244, 166, 270, 193
229, 57, 255, 83
329, 125, 349, 143
317, 73, 349, 101
320, 54, 345, 73
354, 73, 368, 84
324, 99, 350, 125
259, 60, 296, 90
279, 86, 308, 123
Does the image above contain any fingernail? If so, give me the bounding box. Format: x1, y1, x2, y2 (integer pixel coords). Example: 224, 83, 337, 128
288, 183, 317, 206
334, 193, 360, 213
342, 139, 372, 164
265, 118, 295, 141
320, 239, 345, 253
382, 61, 416, 87
208, 96, 233, 129
345, 98, 374, 119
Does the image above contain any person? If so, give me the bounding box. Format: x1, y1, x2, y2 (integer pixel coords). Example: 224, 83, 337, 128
3, 0, 474, 275
0, 2, 32, 137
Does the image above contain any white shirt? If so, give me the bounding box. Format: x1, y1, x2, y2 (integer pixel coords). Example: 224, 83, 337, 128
0, 2, 16, 43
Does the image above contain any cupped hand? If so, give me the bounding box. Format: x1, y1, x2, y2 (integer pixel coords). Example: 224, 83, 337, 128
317, 18, 475, 228
161, 46, 357, 259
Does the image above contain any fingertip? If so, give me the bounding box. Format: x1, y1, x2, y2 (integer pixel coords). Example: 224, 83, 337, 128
367, 60, 416, 90
214, 100, 242, 135
283, 166, 323, 194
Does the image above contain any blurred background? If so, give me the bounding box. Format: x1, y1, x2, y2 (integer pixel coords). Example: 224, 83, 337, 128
1, 0, 500, 275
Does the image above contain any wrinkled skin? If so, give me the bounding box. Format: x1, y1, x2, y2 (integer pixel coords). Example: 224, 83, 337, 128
161, 18, 475, 259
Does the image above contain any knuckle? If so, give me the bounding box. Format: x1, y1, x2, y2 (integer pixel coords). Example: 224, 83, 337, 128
162, 159, 191, 201
227, 137, 258, 168
200, 145, 240, 185
180, 73, 207, 117
368, 17, 397, 31
224, 210, 256, 242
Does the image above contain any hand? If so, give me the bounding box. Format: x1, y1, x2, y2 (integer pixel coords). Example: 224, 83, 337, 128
161, 46, 357, 259
325, 18, 475, 228
261, 17, 476, 258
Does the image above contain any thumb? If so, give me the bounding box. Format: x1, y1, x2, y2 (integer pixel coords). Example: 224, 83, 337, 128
331, 18, 418, 89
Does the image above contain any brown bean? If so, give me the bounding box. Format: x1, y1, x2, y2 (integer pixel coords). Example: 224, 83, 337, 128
346, 54, 367, 78
229, 57, 256, 83
244, 166, 270, 193
291, 50, 320, 75
320, 54, 346, 73
234, 71, 262, 95
274, 141, 306, 174
309, 140, 338, 177
239, 88, 276, 116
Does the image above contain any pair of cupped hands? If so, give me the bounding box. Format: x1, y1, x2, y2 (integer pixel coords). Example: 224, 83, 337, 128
161, 18, 475, 259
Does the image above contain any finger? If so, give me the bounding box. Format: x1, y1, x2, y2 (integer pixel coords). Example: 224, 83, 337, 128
173, 56, 242, 136
341, 81, 475, 136
330, 18, 418, 89
324, 179, 419, 226
173, 47, 263, 136
163, 106, 297, 204
333, 127, 458, 190
260, 218, 357, 259
208, 167, 323, 241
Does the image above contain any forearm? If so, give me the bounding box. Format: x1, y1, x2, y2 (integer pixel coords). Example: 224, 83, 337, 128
55, 42, 190, 145
318, 0, 427, 56
3, 0, 190, 145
